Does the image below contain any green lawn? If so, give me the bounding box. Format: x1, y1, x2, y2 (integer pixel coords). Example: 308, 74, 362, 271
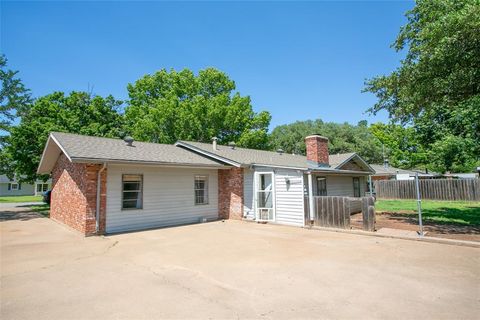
29, 204, 50, 217
376, 199, 480, 226
0, 195, 43, 203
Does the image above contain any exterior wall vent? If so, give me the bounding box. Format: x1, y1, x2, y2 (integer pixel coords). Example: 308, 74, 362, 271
212, 137, 218, 150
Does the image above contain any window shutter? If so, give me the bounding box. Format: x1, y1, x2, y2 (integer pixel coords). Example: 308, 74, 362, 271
19, 183, 22, 190
8, 183, 11, 190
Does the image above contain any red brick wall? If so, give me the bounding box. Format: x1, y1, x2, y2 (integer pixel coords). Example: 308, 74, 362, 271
51, 154, 107, 236
218, 168, 244, 220
305, 135, 329, 165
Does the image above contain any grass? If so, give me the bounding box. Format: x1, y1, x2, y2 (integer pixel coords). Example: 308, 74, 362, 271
0, 195, 43, 203
376, 199, 480, 226
29, 204, 50, 217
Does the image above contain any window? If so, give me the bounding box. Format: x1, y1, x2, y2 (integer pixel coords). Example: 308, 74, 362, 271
122, 174, 143, 209
37, 183, 49, 192
194, 175, 209, 205
11, 183, 19, 191
353, 177, 361, 197
316, 177, 327, 196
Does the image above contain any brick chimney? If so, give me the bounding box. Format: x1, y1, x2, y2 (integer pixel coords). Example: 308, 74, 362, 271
305, 135, 329, 167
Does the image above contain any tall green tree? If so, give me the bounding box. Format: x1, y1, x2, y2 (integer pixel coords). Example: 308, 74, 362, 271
0, 55, 32, 133
6, 91, 123, 182
270, 119, 383, 164
0, 55, 32, 177
428, 134, 479, 173
369, 123, 428, 169
125, 68, 271, 149
364, 0, 480, 172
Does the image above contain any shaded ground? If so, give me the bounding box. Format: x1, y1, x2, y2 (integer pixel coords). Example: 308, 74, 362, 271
376, 200, 480, 226
0, 203, 49, 221
374, 211, 480, 242
350, 200, 480, 242
1, 205, 479, 320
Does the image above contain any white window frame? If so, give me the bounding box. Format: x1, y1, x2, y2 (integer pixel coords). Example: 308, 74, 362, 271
11, 183, 19, 191
194, 175, 209, 205
316, 176, 327, 196
37, 183, 49, 193
122, 174, 143, 210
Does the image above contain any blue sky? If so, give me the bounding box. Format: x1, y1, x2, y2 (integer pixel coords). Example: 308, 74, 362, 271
1, 1, 413, 129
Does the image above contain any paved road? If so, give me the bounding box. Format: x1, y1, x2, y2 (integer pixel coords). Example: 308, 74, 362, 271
1, 207, 479, 319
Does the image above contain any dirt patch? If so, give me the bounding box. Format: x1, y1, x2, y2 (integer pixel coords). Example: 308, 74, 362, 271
351, 211, 480, 242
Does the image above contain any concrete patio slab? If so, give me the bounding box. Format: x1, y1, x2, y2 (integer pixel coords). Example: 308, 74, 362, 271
1, 207, 479, 320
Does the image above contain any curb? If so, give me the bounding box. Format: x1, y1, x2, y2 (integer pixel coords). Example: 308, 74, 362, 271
307, 226, 480, 248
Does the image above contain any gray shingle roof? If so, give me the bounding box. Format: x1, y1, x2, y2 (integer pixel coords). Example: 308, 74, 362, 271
329, 153, 356, 168
176, 141, 360, 170
51, 132, 227, 167
369, 164, 436, 177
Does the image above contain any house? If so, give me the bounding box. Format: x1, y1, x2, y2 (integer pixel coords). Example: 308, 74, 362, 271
0, 175, 51, 197
369, 163, 438, 181
37, 132, 374, 235
442, 172, 479, 179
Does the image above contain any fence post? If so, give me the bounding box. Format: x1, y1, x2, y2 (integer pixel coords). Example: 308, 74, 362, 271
415, 173, 424, 236
362, 196, 375, 231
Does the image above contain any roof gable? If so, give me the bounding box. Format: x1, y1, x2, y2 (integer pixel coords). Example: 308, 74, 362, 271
335, 154, 374, 173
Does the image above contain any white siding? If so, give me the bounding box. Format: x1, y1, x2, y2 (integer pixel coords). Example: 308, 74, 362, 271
326, 175, 355, 196
274, 169, 305, 227
311, 174, 368, 197
106, 165, 219, 233
243, 169, 255, 220
0, 183, 35, 196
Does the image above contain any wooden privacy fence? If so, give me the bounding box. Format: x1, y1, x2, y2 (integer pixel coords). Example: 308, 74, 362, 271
305, 196, 375, 231
375, 179, 480, 201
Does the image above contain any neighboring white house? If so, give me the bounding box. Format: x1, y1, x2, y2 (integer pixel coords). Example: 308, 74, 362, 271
36, 132, 374, 236
369, 163, 439, 181
0, 175, 51, 197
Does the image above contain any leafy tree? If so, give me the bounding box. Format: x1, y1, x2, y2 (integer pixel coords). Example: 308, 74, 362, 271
0, 55, 32, 133
125, 68, 271, 149
364, 0, 480, 172
6, 92, 123, 182
427, 135, 480, 173
270, 119, 384, 164
369, 123, 428, 169
0, 55, 32, 178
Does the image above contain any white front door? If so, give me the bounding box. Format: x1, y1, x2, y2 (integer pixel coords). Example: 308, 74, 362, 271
255, 172, 275, 221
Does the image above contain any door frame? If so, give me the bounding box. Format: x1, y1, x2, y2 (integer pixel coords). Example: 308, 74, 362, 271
253, 171, 276, 222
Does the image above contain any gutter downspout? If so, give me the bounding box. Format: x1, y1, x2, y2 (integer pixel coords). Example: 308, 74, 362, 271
96, 162, 107, 233
368, 175, 373, 197
307, 171, 315, 223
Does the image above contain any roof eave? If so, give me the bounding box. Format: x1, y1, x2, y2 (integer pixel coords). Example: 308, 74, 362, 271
37, 133, 72, 174
70, 157, 230, 168
250, 163, 308, 171
309, 168, 373, 175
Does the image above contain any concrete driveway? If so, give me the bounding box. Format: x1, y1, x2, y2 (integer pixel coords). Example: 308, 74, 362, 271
1, 208, 479, 320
